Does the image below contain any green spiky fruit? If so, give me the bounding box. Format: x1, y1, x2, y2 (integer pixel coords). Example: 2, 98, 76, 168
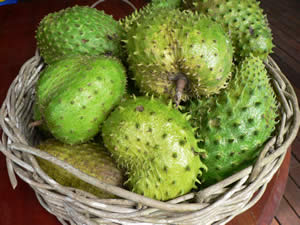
36, 139, 124, 198
36, 5, 124, 64
183, 0, 274, 59
125, 9, 233, 104
36, 56, 126, 145
120, 0, 182, 33
102, 96, 207, 200
184, 55, 278, 186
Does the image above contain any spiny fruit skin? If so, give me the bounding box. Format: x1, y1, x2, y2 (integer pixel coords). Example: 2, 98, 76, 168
120, 0, 182, 33
36, 56, 126, 145
184, 55, 278, 186
36, 139, 124, 198
125, 9, 233, 102
102, 96, 207, 201
36, 5, 124, 64
183, 0, 273, 59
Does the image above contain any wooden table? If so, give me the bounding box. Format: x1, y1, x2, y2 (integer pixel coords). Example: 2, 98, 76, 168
0, 1, 293, 224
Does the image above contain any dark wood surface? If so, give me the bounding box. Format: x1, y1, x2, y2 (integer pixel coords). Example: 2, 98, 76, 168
260, 1, 300, 224
0, 1, 298, 225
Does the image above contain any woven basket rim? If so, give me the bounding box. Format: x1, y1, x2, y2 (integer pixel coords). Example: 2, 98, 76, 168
0, 52, 299, 224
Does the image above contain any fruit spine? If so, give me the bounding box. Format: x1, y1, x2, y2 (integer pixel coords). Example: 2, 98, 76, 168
36, 5, 124, 64
102, 96, 207, 200
184, 55, 278, 186
35, 56, 127, 144
120, 0, 182, 33
36, 139, 124, 198
125, 8, 233, 104
183, 0, 274, 59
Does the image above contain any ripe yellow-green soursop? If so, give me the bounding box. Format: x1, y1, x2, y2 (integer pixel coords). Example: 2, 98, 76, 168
35, 56, 126, 145
36, 139, 124, 198
125, 8, 233, 105
120, 0, 182, 33
184, 55, 278, 186
183, 0, 274, 59
102, 96, 207, 200
36, 6, 124, 64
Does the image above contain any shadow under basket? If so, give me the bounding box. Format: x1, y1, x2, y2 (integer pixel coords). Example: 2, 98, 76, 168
0, 52, 299, 225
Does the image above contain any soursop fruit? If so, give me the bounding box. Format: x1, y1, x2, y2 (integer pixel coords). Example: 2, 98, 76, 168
36, 5, 124, 64
183, 0, 273, 59
35, 56, 126, 145
125, 8, 233, 105
102, 96, 207, 200
184, 55, 278, 186
36, 139, 124, 198
120, 0, 182, 33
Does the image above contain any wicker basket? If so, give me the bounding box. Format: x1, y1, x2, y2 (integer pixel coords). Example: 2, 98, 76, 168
1, 2, 300, 225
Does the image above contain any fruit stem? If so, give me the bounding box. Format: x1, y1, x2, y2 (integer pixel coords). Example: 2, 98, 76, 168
174, 73, 188, 107
28, 120, 43, 128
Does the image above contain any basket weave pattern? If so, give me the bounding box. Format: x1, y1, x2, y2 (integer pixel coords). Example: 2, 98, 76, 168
0, 51, 299, 225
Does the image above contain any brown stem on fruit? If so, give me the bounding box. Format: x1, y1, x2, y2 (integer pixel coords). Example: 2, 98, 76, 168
174, 73, 188, 107
28, 120, 43, 128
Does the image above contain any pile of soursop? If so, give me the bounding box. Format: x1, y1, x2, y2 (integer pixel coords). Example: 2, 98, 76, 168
31, 0, 278, 200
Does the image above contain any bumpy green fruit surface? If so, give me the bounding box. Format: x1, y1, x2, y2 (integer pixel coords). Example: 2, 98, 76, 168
184, 55, 278, 186
102, 96, 207, 200
36, 6, 124, 64
36, 56, 126, 144
36, 139, 124, 198
120, 0, 182, 33
183, 0, 273, 59
125, 9, 233, 103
